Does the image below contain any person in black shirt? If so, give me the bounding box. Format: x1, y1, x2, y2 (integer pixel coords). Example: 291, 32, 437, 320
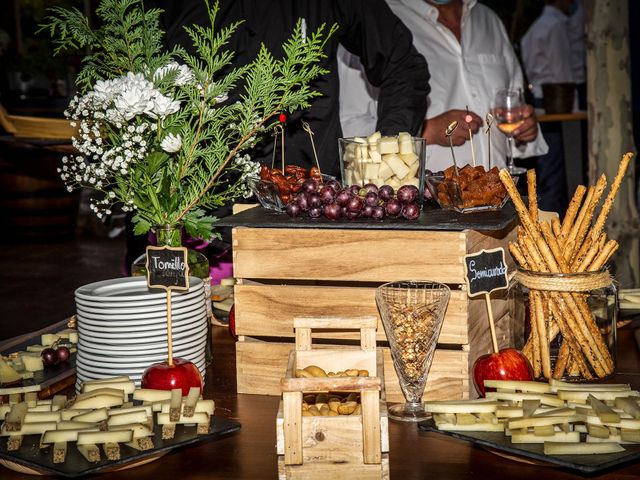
147, 0, 430, 176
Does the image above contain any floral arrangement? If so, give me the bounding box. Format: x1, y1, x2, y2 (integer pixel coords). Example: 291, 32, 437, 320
42, 0, 335, 239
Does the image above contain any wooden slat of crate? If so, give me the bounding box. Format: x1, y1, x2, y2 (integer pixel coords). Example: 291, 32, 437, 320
234, 283, 469, 345
232, 228, 467, 283
278, 453, 390, 480
236, 339, 468, 402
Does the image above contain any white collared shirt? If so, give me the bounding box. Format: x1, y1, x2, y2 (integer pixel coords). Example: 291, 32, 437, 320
338, 0, 548, 172
521, 5, 574, 98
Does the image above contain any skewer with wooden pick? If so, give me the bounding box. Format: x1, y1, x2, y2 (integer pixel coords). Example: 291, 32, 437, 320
485, 113, 494, 168
445, 120, 460, 177
465, 106, 476, 167
302, 121, 323, 176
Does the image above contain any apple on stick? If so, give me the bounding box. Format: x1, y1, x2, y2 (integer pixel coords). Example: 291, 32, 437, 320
142, 246, 202, 396
463, 249, 533, 397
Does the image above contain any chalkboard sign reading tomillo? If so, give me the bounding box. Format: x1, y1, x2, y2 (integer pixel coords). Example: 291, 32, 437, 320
146, 246, 190, 291
463, 248, 508, 297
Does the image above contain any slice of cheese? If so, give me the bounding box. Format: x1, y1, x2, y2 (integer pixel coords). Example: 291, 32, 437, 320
77, 429, 133, 445
56, 421, 98, 431
544, 441, 624, 455
383, 154, 410, 179
379, 136, 399, 155
76, 387, 127, 402
41, 333, 60, 346
20, 353, 44, 372
72, 394, 124, 410
61, 409, 91, 421
107, 410, 148, 427
161, 399, 215, 416
23, 411, 62, 424
77, 444, 100, 463
133, 389, 173, 402
71, 407, 109, 423
41, 428, 100, 445
83, 380, 135, 396
1, 421, 58, 436
0, 358, 23, 384
109, 423, 154, 438
83, 376, 131, 385
511, 431, 580, 444
157, 412, 209, 425
108, 405, 153, 417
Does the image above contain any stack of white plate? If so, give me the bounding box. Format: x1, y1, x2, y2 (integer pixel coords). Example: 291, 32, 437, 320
74, 277, 208, 390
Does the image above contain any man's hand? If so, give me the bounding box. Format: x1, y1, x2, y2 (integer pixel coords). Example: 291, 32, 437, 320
513, 104, 538, 144
422, 109, 483, 147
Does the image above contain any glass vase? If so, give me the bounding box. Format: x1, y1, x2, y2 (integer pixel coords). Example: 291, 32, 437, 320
375, 280, 451, 422
513, 269, 617, 382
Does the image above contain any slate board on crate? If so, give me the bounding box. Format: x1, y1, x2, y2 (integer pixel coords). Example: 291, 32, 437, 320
217, 203, 518, 232
0, 416, 241, 477
418, 419, 640, 475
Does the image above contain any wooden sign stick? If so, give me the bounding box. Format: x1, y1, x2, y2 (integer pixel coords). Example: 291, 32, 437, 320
484, 293, 499, 354
166, 290, 173, 367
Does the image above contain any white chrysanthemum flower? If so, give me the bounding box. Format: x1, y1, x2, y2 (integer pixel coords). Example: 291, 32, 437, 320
154, 61, 195, 86
148, 94, 180, 119
160, 133, 182, 153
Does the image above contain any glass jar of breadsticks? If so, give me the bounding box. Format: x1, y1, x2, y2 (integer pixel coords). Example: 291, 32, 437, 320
499, 152, 633, 381
512, 269, 617, 381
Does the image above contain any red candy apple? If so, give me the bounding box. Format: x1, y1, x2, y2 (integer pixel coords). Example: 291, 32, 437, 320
472, 348, 533, 397
141, 357, 203, 396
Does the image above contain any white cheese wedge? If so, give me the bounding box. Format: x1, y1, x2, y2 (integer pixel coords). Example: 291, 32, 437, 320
556, 389, 639, 403
71, 408, 109, 423
23, 411, 62, 424
41, 428, 100, 445
109, 423, 154, 438
369, 149, 382, 163
82, 376, 131, 385
367, 131, 381, 145
485, 392, 565, 407
107, 405, 153, 417
425, 400, 503, 414
107, 410, 148, 427
436, 422, 504, 432
72, 394, 124, 410
77, 429, 133, 445
83, 380, 135, 396
160, 399, 215, 416
0, 358, 23, 384
20, 353, 44, 372
511, 431, 579, 444
398, 139, 414, 155
544, 441, 624, 455
133, 389, 173, 402
400, 152, 419, 167
41, 333, 60, 346
383, 154, 410, 179
60, 409, 90, 421
77, 387, 127, 402
365, 163, 379, 179
157, 412, 209, 425
1, 421, 58, 436
56, 421, 98, 430
508, 414, 584, 430
586, 434, 639, 445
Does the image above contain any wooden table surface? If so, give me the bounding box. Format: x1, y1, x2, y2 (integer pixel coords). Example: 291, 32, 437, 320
3, 321, 640, 479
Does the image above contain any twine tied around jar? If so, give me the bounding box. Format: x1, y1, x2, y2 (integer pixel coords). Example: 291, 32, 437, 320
515, 269, 613, 292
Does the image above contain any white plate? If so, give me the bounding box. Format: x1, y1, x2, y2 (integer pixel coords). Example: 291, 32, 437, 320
75, 277, 203, 303
76, 312, 205, 331
76, 358, 205, 377
74, 295, 204, 315
77, 350, 206, 370
76, 303, 206, 323
74, 289, 204, 309
77, 323, 207, 345
77, 334, 206, 356
77, 315, 206, 337
77, 341, 206, 364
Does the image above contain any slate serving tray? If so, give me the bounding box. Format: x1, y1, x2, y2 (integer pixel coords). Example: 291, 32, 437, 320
0, 319, 77, 396
418, 419, 640, 475
0, 416, 241, 477
217, 203, 518, 232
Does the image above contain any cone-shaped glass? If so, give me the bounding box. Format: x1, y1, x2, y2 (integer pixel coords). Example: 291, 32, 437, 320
376, 281, 450, 422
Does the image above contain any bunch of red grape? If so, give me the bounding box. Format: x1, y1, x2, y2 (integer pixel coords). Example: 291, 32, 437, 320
41, 346, 71, 366
285, 179, 421, 221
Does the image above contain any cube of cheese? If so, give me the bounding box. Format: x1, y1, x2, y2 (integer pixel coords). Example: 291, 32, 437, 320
365, 163, 380, 179
383, 154, 410, 179
369, 149, 382, 163
356, 144, 370, 161
404, 161, 420, 181
387, 176, 402, 190
41, 334, 60, 346
20, 353, 44, 372
378, 161, 393, 181
400, 152, 419, 167
402, 177, 420, 188
367, 131, 382, 145
379, 136, 399, 155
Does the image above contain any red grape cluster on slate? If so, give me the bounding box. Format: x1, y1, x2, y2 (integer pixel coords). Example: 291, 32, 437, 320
41, 346, 71, 366
285, 178, 421, 221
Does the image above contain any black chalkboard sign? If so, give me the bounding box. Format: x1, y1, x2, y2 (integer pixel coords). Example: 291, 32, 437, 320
463, 248, 508, 297
146, 246, 190, 291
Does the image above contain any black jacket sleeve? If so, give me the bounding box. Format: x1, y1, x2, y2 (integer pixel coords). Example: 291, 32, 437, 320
336, 0, 430, 136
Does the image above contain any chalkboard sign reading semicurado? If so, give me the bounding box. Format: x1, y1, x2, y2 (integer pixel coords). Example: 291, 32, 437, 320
463, 248, 508, 297
146, 246, 190, 291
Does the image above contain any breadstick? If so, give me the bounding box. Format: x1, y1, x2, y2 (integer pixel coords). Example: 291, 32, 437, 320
574, 295, 614, 373
563, 240, 575, 263
509, 242, 529, 269
566, 186, 594, 253
540, 222, 570, 272
551, 217, 562, 240
589, 240, 619, 271
568, 355, 581, 377
590, 152, 633, 243
553, 342, 570, 380
530, 298, 541, 378
527, 169, 538, 225
533, 291, 551, 379
561, 185, 587, 237
572, 174, 607, 254
576, 233, 606, 272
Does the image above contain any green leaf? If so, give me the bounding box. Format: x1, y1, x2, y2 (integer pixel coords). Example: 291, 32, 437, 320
132, 214, 151, 236
145, 151, 169, 173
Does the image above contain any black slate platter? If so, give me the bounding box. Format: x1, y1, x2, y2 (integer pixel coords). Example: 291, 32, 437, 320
418, 419, 640, 475
217, 203, 517, 232
0, 319, 76, 395
0, 416, 240, 477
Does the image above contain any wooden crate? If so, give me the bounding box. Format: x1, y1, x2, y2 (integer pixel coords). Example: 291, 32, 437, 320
233, 222, 519, 402
276, 317, 389, 479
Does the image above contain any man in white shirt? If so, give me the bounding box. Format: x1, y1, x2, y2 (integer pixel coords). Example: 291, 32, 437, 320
568, 1, 586, 109
338, 0, 548, 176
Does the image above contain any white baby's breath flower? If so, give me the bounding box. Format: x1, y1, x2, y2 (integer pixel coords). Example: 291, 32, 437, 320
160, 133, 182, 153
154, 61, 194, 86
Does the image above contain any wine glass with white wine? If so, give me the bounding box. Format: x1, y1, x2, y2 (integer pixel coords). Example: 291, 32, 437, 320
493, 89, 526, 176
